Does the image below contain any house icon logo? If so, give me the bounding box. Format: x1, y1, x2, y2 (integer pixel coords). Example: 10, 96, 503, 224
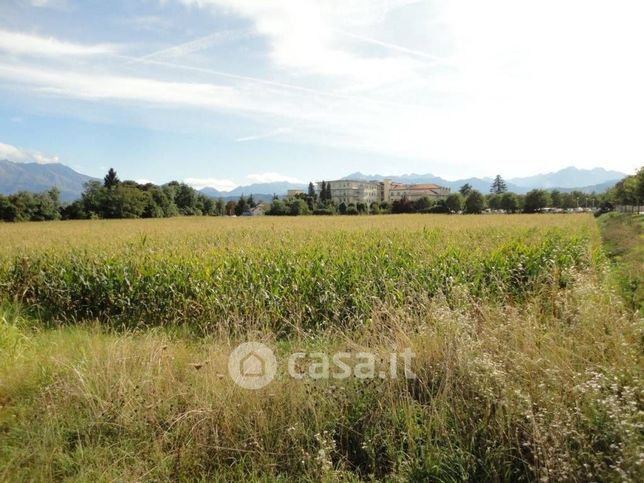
228, 342, 277, 389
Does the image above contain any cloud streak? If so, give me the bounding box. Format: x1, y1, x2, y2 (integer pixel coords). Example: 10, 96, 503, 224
0, 29, 116, 57
235, 127, 292, 142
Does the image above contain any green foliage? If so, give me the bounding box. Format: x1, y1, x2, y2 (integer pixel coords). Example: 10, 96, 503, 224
608, 166, 644, 205
289, 198, 309, 215
103, 168, 120, 189
445, 193, 463, 212
597, 213, 643, 311
490, 174, 507, 194
70, 171, 221, 220
524, 189, 551, 213
267, 198, 309, 216
0, 188, 61, 222
391, 196, 414, 213
464, 190, 485, 213
500, 192, 519, 213
459, 183, 472, 196
234, 195, 248, 216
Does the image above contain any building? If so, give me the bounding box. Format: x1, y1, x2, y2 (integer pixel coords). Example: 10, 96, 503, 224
318, 179, 449, 205
320, 180, 381, 205
387, 182, 450, 202
287, 189, 305, 198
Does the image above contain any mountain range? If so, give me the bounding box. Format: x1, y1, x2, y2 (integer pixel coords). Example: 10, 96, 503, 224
0, 159, 627, 201
200, 181, 308, 202
0, 159, 96, 202
340, 167, 626, 195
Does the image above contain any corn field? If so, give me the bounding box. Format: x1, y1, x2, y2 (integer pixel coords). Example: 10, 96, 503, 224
1, 214, 597, 333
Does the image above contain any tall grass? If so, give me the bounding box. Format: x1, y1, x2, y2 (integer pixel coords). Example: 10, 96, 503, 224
0, 215, 597, 334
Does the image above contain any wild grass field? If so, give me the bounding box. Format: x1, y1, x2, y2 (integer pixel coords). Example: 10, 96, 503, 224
0, 214, 642, 481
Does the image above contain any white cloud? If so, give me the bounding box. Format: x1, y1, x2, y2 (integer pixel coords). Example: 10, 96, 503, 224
246, 172, 303, 184
184, 177, 237, 191
0, 30, 115, 57
165, 0, 644, 175
0, 142, 59, 164
235, 127, 292, 142
175, 0, 425, 87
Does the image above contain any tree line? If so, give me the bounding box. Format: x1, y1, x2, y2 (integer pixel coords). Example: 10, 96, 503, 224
264, 173, 637, 216
1, 169, 228, 222
1, 168, 642, 222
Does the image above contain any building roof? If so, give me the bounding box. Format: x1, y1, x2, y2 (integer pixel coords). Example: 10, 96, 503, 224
390, 183, 442, 190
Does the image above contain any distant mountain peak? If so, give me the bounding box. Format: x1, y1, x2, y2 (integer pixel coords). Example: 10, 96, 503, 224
0, 159, 97, 202
508, 166, 626, 189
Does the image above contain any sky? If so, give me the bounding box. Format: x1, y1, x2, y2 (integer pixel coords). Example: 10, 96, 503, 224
0, 0, 642, 190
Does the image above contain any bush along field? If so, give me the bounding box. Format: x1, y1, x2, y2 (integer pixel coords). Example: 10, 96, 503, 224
0, 214, 642, 481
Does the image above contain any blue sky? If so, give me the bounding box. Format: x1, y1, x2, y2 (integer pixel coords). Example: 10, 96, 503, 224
0, 0, 642, 190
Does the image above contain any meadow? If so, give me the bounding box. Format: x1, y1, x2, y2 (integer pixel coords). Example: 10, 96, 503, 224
0, 214, 642, 481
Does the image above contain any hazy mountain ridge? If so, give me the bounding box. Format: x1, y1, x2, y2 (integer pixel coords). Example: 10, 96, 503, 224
342, 167, 627, 195
509, 167, 625, 188
200, 181, 308, 199
0, 159, 96, 202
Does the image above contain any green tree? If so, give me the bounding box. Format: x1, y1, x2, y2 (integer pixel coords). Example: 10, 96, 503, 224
464, 190, 485, 214
500, 192, 519, 213
289, 198, 309, 215
225, 200, 237, 216
0, 194, 17, 221
109, 185, 150, 218
391, 196, 414, 214
319, 181, 327, 202
175, 184, 199, 215
235, 195, 248, 216
103, 168, 120, 189
31, 187, 61, 221
445, 193, 463, 212
524, 189, 550, 213
215, 198, 225, 216
81, 180, 106, 217
61, 199, 87, 220
201, 196, 216, 215
459, 183, 472, 197
487, 193, 502, 210
637, 166, 644, 203
267, 199, 287, 215
413, 197, 433, 212
490, 175, 507, 194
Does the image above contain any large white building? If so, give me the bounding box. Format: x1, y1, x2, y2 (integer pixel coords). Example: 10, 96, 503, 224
318, 179, 449, 205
